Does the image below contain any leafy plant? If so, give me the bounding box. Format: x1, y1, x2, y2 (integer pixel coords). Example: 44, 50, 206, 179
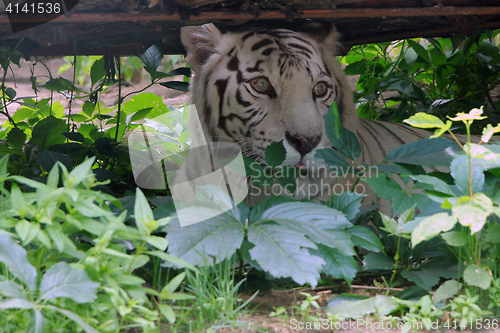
0, 233, 100, 333
342, 31, 500, 131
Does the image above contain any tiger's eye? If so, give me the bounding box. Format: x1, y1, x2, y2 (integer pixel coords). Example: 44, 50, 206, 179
313, 82, 328, 98
250, 77, 271, 94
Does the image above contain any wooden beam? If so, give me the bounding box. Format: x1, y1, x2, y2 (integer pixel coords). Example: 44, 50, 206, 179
2, 6, 500, 24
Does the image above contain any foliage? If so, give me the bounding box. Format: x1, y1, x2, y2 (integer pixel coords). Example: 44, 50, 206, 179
0, 44, 191, 198
0, 154, 196, 332
342, 31, 500, 133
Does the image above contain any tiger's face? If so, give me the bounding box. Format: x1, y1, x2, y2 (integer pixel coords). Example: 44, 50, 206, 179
181, 24, 356, 173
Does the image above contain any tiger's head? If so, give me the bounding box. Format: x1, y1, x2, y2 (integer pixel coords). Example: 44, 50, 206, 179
181, 23, 358, 173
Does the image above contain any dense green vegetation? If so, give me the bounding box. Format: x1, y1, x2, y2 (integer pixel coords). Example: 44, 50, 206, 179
0, 30, 499, 332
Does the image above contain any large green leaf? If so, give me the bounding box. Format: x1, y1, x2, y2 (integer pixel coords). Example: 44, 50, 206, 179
323, 102, 361, 161
38, 150, 73, 173
142, 44, 163, 71
311, 246, 357, 285
325, 191, 364, 221
39, 262, 100, 303
346, 225, 383, 252
432, 280, 460, 304
0, 280, 27, 299
327, 295, 397, 319
362, 252, 394, 271
248, 196, 296, 223
463, 265, 492, 290
164, 213, 244, 266
259, 202, 352, 230
265, 140, 286, 168
452, 193, 493, 234
270, 218, 354, 256
450, 155, 484, 195
384, 138, 459, 168
0, 233, 37, 293
29, 116, 67, 150
248, 222, 324, 288
134, 188, 155, 235
90, 57, 106, 87
6, 127, 26, 153
401, 269, 440, 291
364, 174, 415, 215
315, 148, 351, 170
44, 305, 100, 333
411, 212, 457, 247
410, 175, 456, 197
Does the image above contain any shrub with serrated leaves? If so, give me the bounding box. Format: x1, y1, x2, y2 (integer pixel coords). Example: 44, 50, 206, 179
0, 155, 194, 331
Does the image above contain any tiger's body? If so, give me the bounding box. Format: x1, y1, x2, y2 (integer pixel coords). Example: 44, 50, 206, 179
175, 23, 481, 210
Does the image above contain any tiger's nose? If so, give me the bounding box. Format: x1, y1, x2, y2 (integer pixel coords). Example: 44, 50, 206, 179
285, 132, 322, 157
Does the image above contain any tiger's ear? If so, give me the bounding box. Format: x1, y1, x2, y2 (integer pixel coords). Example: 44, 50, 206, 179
181, 23, 222, 72
299, 22, 340, 55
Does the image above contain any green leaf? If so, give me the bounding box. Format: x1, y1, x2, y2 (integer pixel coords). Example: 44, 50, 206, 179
7, 128, 26, 152
327, 295, 397, 319
248, 222, 324, 288
142, 44, 163, 71
451, 155, 484, 195
403, 112, 446, 129
323, 102, 361, 161
265, 140, 287, 168
325, 191, 364, 221
441, 231, 468, 246
45, 305, 100, 333
159, 304, 176, 323
364, 174, 416, 215
39, 262, 99, 303
160, 81, 189, 92
29, 116, 67, 150
384, 138, 459, 168
134, 188, 155, 235
146, 235, 168, 251
0, 280, 27, 299
62, 132, 86, 143
393, 286, 428, 300
38, 150, 73, 173
315, 148, 351, 170
130, 107, 153, 122
65, 157, 96, 188
311, 246, 357, 285
15, 220, 40, 246
347, 226, 383, 252
82, 101, 95, 117
0, 233, 37, 293
463, 265, 492, 290
452, 193, 493, 234
248, 196, 296, 223
166, 67, 191, 77
161, 272, 186, 296
260, 202, 352, 230
408, 40, 431, 64
40, 77, 83, 93
402, 268, 441, 290
0, 298, 35, 309
146, 251, 199, 272
5, 87, 16, 99
411, 213, 457, 247
362, 252, 394, 271
410, 175, 456, 196
164, 213, 244, 266
433, 280, 461, 304
90, 57, 106, 87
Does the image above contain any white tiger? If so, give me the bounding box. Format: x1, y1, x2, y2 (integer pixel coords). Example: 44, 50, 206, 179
174, 23, 488, 211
